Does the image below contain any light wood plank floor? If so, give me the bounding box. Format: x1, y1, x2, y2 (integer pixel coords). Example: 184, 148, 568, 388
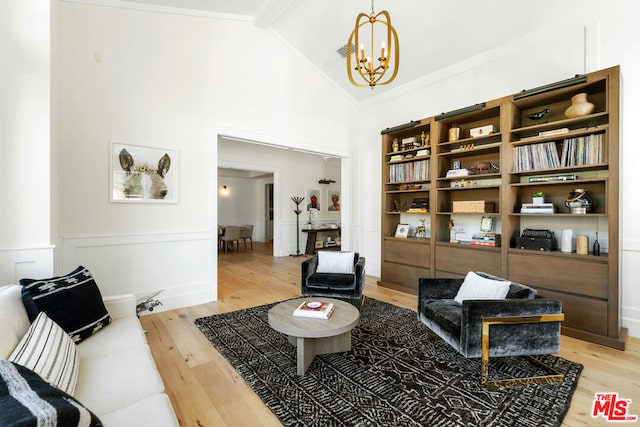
140, 243, 640, 427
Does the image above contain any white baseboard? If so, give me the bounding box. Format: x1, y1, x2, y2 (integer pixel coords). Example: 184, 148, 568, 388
622, 306, 640, 339
137, 281, 212, 315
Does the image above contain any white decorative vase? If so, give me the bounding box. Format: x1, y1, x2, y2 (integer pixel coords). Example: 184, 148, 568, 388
564, 93, 595, 118
532, 197, 545, 205
560, 229, 573, 253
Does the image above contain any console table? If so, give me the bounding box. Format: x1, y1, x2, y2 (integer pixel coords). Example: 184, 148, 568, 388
301, 227, 341, 255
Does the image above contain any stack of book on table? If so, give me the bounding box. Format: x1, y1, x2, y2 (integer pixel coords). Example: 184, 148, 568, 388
293, 301, 334, 319
520, 203, 555, 214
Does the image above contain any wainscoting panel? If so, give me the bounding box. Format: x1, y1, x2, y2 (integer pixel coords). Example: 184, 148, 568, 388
622, 246, 640, 338
60, 232, 215, 312
0, 246, 54, 285
360, 225, 381, 277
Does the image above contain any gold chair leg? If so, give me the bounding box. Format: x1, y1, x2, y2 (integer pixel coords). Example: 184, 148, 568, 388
481, 313, 565, 389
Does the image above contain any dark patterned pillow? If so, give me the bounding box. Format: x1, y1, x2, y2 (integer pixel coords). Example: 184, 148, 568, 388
0, 360, 103, 427
20, 266, 112, 343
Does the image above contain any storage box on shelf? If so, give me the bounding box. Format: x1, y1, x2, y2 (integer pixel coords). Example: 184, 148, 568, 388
378, 66, 624, 349
452, 200, 495, 213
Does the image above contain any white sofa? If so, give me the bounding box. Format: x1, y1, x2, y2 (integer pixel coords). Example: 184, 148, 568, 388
0, 284, 179, 426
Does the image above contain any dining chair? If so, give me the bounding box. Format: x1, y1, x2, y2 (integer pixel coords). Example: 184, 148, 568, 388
218, 225, 225, 251
220, 226, 241, 252
240, 224, 254, 249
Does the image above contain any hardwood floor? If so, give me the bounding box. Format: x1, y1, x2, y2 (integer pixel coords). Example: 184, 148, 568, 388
140, 243, 640, 427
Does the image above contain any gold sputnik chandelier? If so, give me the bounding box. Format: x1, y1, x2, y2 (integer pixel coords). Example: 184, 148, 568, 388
347, 0, 399, 89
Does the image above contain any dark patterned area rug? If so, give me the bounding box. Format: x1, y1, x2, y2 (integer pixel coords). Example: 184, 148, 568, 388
195, 298, 582, 427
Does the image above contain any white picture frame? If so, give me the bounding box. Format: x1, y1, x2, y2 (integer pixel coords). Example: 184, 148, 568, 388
110, 142, 178, 203
480, 216, 494, 233
395, 223, 410, 238
326, 187, 341, 213
306, 188, 321, 211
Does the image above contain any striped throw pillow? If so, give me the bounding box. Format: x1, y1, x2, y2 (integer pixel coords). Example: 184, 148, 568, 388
8, 312, 79, 395
316, 251, 355, 274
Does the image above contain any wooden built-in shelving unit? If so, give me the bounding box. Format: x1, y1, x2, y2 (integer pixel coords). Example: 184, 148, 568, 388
379, 66, 626, 349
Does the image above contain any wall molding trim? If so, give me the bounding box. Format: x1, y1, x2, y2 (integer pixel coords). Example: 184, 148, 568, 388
60, 231, 215, 311
0, 246, 55, 285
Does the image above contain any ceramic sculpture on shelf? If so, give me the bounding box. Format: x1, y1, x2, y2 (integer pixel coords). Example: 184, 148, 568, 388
565, 188, 594, 214
564, 92, 595, 118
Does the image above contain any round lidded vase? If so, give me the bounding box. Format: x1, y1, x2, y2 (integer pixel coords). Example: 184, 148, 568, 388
564, 92, 595, 118
565, 188, 594, 214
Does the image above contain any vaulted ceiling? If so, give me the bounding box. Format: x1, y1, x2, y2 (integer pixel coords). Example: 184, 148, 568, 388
101, 0, 610, 103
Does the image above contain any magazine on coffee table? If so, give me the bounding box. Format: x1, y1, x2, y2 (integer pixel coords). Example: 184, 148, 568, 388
293, 301, 334, 319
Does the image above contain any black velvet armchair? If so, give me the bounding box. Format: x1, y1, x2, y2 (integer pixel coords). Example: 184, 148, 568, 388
301, 252, 365, 302
418, 271, 564, 388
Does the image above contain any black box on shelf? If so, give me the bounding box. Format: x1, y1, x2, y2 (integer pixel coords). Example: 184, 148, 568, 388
515, 236, 557, 251
515, 228, 556, 251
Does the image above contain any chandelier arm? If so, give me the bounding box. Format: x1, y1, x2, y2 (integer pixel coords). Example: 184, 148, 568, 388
377, 25, 399, 86
348, 14, 377, 87
347, 25, 370, 87
379, 10, 392, 67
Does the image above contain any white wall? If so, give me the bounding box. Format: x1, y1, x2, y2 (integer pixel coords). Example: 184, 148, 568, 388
54, 2, 358, 306
356, 5, 640, 337
0, 0, 53, 284
217, 175, 269, 242
218, 176, 260, 228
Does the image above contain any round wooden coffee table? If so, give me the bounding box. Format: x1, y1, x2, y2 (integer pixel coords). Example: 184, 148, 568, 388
268, 297, 360, 375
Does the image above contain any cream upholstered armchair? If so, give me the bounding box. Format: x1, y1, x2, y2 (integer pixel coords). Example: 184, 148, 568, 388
301, 251, 365, 303
418, 271, 564, 388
